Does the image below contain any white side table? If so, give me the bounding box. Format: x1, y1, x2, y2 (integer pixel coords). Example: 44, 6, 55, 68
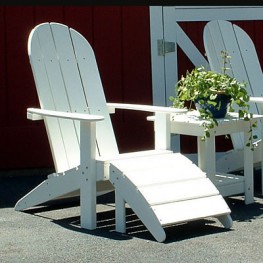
168, 110, 262, 204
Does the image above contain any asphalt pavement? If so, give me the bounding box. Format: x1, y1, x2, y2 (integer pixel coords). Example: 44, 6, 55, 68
1, 169, 263, 263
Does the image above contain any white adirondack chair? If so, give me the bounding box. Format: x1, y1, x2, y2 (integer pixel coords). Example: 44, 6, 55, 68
204, 20, 263, 179
15, 22, 232, 242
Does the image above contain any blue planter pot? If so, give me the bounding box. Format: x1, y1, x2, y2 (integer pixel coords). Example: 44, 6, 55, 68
195, 94, 231, 119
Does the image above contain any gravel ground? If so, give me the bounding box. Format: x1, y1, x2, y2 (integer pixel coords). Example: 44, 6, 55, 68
1, 170, 263, 263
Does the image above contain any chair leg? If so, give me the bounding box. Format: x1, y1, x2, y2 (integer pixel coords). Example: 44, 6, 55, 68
115, 191, 126, 233
80, 167, 97, 230
217, 214, 233, 229
15, 171, 79, 211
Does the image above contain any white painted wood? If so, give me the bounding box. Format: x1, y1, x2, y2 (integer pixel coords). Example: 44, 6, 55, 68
168, 110, 260, 203
17, 22, 117, 230
110, 163, 167, 242
216, 179, 245, 197
29, 25, 70, 172
149, 6, 166, 107
138, 178, 219, 205
250, 97, 263, 103
80, 121, 97, 229
109, 152, 204, 175
243, 123, 254, 204
70, 25, 120, 157
115, 191, 126, 233
15, 168, 79, 210
174, 21, 208, 71
107, 101, 187, 153
110, 153, 232, 241
203, 20, 263, 182
154, 112, 171, 150
27, 108, 104, 122
234, 25, 263, 141
169, 6, 263, 21
204, 20, 255, 149
197, 136, 216, 180
162, 7, 179, 107
17, 22, 233, 242
107, 102, 187, 113
152, 195, 231, 226
97, 149, 173, 180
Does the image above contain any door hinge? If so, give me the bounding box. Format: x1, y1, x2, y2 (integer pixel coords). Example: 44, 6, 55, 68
157, 39, 175, 56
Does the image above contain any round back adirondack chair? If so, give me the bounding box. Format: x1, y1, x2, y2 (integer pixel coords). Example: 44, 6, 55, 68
15, 22, 233, 242
204, 20, 263, 174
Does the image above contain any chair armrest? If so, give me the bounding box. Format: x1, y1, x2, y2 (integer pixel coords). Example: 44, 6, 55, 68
27, 108, 104, 122
107, 103, 187, 114
107, 103, 187, 151
249, 97, 263, 103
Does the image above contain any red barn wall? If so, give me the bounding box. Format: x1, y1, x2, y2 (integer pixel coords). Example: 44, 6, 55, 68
1, 6, 263, 171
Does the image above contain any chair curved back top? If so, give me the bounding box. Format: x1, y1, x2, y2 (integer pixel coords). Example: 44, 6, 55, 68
29, 22, 119, 172
204, 20, 263, 149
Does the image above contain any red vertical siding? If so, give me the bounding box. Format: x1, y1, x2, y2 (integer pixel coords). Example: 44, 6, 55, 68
0, 7, 7, 125
5, 6, 32, 125
117, 6, 154, 152
92, 6, 123, 101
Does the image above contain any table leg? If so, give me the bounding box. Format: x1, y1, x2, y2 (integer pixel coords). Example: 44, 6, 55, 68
197, 135, 216, 183
244, 126, 254, 204
261, 120, 263, 195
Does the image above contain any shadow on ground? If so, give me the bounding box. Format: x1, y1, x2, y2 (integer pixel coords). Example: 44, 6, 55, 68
1, 168, 263, 242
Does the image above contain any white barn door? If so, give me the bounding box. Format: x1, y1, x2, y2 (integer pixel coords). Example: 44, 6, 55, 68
150, 6, 263, 152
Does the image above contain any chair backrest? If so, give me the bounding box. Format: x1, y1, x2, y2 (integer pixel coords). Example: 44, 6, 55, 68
29, 22, 119, 173
203, 20, 263, 150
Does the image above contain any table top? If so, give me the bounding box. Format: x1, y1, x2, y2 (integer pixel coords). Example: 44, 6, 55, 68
167, 110, 263, 137
170, 110, 263, 124
147, 110, 263, 136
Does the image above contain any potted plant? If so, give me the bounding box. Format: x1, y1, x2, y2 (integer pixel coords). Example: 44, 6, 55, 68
169, 51, 257, 149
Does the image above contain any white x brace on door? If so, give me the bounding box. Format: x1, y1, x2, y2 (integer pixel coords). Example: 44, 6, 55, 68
150, 6, 263, 152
